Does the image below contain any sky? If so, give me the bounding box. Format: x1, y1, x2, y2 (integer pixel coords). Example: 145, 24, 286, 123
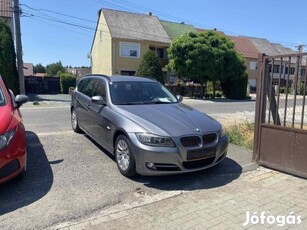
19, 0, 307, 67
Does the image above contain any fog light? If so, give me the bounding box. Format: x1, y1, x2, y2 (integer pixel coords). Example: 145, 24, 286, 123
146, 162, 156, 170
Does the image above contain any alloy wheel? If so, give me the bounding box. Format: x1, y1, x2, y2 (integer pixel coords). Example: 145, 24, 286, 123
116, 139, 130, 171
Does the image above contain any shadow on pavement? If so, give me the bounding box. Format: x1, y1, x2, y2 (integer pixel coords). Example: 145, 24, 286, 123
133, 157, 242, 191
27, 94, 70, 103
0, 131, 54, 215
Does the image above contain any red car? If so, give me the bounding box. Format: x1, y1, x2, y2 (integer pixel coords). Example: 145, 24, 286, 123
0, 76, 29, 185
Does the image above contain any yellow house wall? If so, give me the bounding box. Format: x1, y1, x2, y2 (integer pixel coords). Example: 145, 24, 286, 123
245, 58, 258, 80
112, 39, 169, 75
91, 13, 112, 75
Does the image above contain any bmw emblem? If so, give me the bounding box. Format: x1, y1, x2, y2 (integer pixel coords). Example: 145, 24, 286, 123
195, 128, 201, 132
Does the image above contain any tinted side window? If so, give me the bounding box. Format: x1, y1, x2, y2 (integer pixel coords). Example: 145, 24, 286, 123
92, 80, 106, 101
77, 79, 87, 92
80, 79, 98, 97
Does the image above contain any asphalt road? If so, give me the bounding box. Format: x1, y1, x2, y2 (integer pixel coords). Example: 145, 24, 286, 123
183, 98, 256, 113
0, 104, 255, 230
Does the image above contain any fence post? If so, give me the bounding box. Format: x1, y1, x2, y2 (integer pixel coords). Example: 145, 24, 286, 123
253, 53, 265, 161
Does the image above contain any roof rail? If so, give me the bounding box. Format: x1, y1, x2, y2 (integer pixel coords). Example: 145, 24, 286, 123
143, 76, 158, 82
84, 74, 111, 81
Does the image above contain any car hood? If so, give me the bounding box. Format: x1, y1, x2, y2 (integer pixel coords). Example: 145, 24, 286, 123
114, 103, 221, 137
0, 105, 12, 134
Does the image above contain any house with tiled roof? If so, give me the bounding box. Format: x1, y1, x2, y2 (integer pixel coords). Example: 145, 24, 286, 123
90, 9, 171, 76
90, 8, 296, 88
23, 63, 34, 77
247, 37, 292, 56
230, 36, 260, 88
245, 36, 297, 85
0, 0, 13, 33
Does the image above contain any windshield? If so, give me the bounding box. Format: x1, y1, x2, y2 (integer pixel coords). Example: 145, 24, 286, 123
0, 84, 7, 107
109, 81, 178, 105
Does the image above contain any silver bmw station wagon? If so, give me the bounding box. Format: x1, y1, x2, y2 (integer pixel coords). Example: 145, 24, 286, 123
71, 75, 228, 177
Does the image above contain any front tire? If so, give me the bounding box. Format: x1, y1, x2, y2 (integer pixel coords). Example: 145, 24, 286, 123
115, 135, 137, 177
71, 108, 82, 133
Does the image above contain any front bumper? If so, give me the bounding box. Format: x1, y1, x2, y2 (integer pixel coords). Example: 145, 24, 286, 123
128, 133, 229, 176
0, 125, 27, 185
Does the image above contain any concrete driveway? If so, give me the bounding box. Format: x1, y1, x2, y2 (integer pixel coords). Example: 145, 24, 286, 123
0, 97, 258, 230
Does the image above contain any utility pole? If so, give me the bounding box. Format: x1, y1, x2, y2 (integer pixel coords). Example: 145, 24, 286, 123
13, 0, 25, 94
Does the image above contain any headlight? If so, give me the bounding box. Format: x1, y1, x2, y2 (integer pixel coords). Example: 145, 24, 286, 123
136, 133, 175, 147
0, 128, 17, 150
219, 126, 226, 138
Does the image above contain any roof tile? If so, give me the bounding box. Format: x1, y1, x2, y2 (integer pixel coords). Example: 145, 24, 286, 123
160, 21, 197, 40
102, 9, 171, 44
0, 0, 12, 18
230, 36, 259, 59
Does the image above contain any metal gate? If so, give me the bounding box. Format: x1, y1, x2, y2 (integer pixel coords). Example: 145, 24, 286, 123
25, 76, 60, 94
253, 53, 307, 178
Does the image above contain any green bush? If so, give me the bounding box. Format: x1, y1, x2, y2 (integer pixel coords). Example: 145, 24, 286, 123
206, 81, 213, 92
59, 73, 76, 94
216, 92, 223, 98
279, 86, 292, 94
297, 82, 306, 95
204, 92, 212, 99
221, 73, 248, 99
136, 50, 164, 84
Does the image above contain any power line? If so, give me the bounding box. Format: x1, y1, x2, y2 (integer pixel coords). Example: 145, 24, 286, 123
21, 4, 97, 24
101, 0, 301, 47
89, 0, 140, 14
100, 0, 214, 29
20, 3, 299, 51
27, 17, 93, 37
21, 6, 171, 41
21, 10, 293, 57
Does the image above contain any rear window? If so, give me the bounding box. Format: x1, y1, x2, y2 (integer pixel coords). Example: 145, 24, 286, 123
0, 85, 7, 107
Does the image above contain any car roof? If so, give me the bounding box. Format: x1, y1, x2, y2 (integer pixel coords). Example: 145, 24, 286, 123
83, 74, 157, 83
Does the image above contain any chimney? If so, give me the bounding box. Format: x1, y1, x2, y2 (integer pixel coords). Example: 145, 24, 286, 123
148, 12, 152, 16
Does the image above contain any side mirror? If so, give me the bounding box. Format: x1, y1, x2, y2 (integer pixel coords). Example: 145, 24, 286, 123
15, 95, 29, 108
91, 96, 106, 106
176, 95, 183, 102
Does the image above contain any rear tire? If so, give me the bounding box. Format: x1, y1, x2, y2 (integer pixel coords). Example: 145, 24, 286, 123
71, 108, 82, 133
115, 135, 137, 177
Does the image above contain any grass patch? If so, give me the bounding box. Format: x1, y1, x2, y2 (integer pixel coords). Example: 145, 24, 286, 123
225, 121, 254, 150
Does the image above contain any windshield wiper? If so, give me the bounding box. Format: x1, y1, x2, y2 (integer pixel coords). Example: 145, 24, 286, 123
116, 102, 145, 105
142, 101, 173, 104
116, 101, 176, 105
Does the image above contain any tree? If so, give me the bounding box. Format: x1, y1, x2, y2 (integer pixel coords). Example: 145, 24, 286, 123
0, 19, 19, 94
34, 63, 46, 74
167, 31, 246, 98
221, 51, 248, 99
136, 50, 164, 83
46, 61, 65, 76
